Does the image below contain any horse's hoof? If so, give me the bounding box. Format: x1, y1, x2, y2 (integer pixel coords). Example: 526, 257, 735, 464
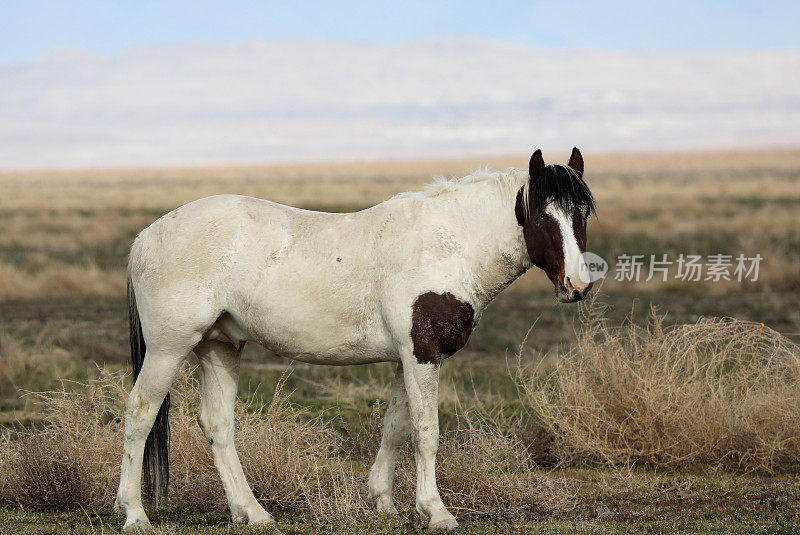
250, 514, 280, 534
231, 502, 274, 526
429, 514, 458, 531
122, 517, 152, 532
373, 495, 399, 516
248, 513, 275, 525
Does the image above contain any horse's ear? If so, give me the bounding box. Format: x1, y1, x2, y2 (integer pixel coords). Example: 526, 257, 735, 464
529, 149, 545, 182
567, 147, 584, 175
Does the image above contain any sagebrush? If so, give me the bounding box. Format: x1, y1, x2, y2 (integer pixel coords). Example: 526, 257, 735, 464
519, 301, 800, 473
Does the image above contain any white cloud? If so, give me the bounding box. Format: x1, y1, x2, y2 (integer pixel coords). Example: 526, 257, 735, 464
1, 37, 798, 168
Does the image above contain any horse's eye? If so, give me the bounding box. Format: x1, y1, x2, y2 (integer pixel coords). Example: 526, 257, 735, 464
539, 213, 550, 221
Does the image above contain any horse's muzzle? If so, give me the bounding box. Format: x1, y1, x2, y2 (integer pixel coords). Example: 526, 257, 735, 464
558, 280, 592, 303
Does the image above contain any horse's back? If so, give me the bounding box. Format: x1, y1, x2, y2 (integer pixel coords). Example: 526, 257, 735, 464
130, 195, 287, 286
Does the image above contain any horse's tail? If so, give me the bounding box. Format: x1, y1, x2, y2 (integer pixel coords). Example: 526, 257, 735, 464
128, 276, 170, 508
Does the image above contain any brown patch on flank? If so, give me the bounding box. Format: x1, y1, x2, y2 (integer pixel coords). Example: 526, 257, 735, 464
410, 292, 475, 366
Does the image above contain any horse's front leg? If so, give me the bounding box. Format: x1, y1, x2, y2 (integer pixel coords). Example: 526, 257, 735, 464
399, 346, 457, 530
368, 363, 410, 514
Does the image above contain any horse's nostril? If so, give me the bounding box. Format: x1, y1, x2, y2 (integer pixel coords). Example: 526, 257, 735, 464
572, 289, 582, 301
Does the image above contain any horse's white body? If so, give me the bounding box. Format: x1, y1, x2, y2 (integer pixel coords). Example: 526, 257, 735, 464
130, 170, 533, 366
115, 165, 589, 531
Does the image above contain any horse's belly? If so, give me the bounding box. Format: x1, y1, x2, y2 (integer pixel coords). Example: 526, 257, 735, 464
259, 330, 398, 365
276, 342, 399, 365
238, 298, 397, 365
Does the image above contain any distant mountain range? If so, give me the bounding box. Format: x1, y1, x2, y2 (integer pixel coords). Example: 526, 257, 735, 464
1, 37, 798, 168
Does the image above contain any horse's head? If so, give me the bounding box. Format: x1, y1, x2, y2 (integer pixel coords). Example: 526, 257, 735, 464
516, 148, 595, 303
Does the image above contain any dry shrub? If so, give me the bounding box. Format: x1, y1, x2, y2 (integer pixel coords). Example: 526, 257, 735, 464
519, 302, 800, 473
0, 369, 125, 510
436, 428, 576, 515
3, 436, 102, 510
0, 367, 368, 519
391, 425, 577, 516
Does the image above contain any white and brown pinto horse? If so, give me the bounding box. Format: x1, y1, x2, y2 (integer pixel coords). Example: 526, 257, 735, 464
115, 148, 595, 531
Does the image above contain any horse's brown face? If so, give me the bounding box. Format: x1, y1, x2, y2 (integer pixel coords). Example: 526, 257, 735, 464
516, 148, 595, 303
526, 205, 591, 302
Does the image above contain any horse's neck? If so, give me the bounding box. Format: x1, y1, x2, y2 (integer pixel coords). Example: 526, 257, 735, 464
427, 182, 530, 305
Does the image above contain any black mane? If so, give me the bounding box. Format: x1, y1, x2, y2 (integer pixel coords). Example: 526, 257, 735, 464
531, 164, 595, 216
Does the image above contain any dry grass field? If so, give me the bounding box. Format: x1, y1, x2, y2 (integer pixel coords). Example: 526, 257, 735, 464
1, 149, 799, 299
1, 150, 800, 533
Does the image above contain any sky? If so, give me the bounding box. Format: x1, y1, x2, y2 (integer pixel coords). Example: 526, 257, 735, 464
1, 1, 798, 168
2, 0, 799, 65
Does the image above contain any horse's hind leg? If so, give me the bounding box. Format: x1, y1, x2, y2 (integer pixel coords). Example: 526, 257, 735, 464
115, 348, 187, 531
195, 340, 273, 525
368, 364, 410, 514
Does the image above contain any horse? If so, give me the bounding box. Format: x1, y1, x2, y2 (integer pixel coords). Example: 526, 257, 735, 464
114, 148, 595, 531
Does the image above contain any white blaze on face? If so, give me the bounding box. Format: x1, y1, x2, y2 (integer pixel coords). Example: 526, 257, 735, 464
546, 205, 588, 293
